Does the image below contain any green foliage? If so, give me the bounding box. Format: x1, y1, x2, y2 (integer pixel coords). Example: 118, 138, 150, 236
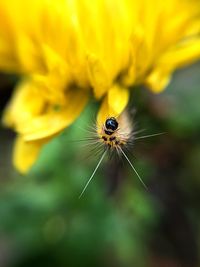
0, 104, 155, 267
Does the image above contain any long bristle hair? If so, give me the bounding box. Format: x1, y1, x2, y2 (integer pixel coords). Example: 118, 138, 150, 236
78, 110, 151, 198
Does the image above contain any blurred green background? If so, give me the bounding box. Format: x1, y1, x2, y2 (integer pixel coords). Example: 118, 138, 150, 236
0, 63, 200, 267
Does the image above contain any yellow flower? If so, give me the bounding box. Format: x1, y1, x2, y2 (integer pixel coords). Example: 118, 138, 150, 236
0, 0, 200, 172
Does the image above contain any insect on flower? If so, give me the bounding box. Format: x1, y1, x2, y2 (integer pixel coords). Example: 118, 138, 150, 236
79, 111, 155, 198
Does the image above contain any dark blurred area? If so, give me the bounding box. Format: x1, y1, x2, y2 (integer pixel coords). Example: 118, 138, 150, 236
0, 63, 200, 267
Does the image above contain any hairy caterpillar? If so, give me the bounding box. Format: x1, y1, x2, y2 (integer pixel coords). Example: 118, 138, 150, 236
79, 111, 161, 198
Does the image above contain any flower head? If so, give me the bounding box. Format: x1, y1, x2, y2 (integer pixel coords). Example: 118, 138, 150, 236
0, 0, 200, 172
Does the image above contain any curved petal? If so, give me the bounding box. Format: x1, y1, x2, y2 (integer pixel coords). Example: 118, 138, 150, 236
13, 136, 49, 173
146, 36, 200, 93
86, 53, 111, 99
97, 84, 129, 125
19, 86, 88, 141
145, 70, 172, 93
2, 78, 46, 128
157, 37, 200, 70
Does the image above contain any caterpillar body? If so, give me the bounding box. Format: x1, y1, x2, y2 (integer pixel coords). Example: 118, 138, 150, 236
98, 113, 132, 151
78, 111, 162, 198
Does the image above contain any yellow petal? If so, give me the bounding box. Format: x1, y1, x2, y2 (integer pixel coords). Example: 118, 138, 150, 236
18, 86, 88, 141
2, 78, 45, 128
97, 84, 129, 125
145, 70, 172, 93
86, 53, 111, 99
158, 37, 200, 70
146, 36, 200, 93
13, 136, 48, 173
108, 84, 129, 115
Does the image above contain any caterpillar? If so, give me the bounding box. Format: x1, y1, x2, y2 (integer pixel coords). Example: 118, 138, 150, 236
79, 111, 162, 198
